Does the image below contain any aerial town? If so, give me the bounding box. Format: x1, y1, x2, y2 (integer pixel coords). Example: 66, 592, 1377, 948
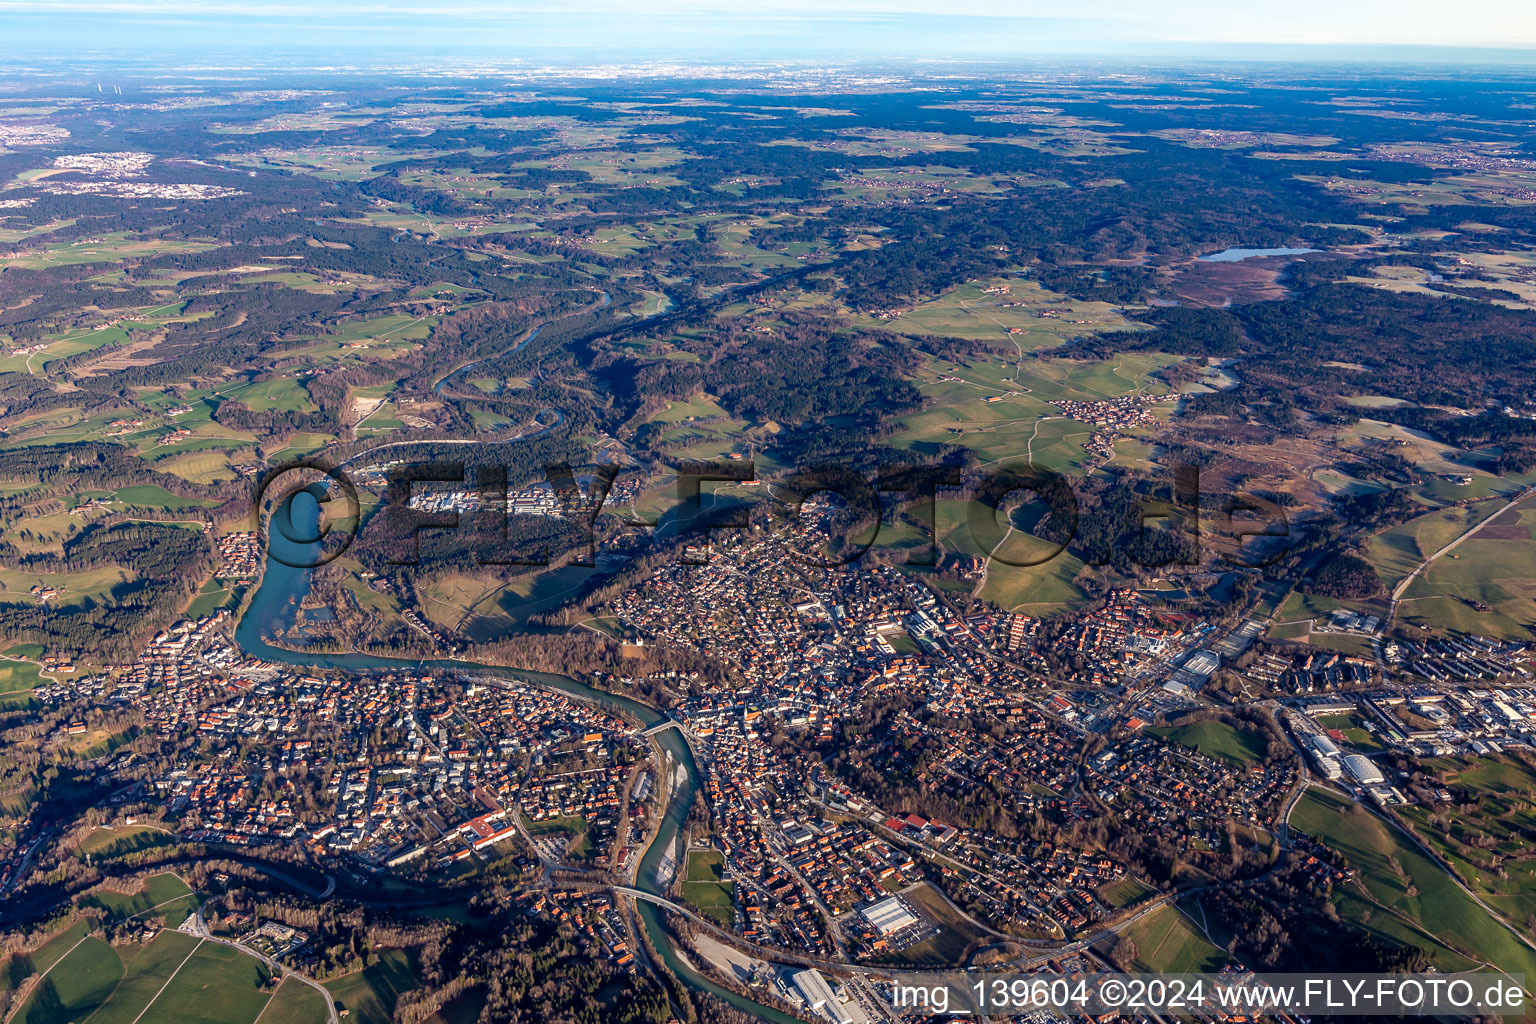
2, 27, 1536, 1024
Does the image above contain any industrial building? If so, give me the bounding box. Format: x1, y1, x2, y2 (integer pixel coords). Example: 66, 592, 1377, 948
1344, 754, 1385, 786
859, 896, 920, 936
789, 968, 853, 1024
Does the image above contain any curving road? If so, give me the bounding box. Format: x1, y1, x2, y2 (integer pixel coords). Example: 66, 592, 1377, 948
182, 905, 341, 1024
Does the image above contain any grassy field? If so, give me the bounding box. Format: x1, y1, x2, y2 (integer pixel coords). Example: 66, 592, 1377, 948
76, 825, 176, 861
1398, 756, 1536, 928
1112, 904, 1227, 973
4, 921, 91, 985
10, 923, 305, 1024
1367, 503, 1494, 595
886, 349, 1176, 471
324, 949, 418, 1024
852, 279, 1145, 348
143, 941, 272, 1024
109, 484, 218, 510
646, 394, 730, 424
1146, 719, 1267, 767
1291, 787, 1536, 978
1396, 496, 1536, 640
226, 378, 317, 413
185, 580, 243, 619
83, 931, 202, 1024
257, 977, 331, 1024
0, 565, 137, 608
682, 849, 735, 927
1097, 876, 1155, 910
12, 934, 122, 1024
156, 451, 240, 485
83, 872, 197, 926
0, 658, 46, 699
908, 498, 1090, 616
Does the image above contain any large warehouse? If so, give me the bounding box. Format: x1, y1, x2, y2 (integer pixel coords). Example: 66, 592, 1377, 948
789, 969, 853, 1024
860, 896, 920, 936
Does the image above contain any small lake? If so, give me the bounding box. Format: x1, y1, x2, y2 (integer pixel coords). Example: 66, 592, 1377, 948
1198, 246, 1321, 262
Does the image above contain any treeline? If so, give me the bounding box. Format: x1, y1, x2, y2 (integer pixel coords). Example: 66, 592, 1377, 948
0, 521, 213, 658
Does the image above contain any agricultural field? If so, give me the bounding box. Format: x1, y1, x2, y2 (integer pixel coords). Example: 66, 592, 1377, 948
523, 146, 693, 188
1291, 788, 1536, 979
1398, 756, 1536, 928
0, 565, 137, 608
223, 378, 317, 413
646, 394, 731, 425
1367, 503, 1494, 595
83, 932, 205, 1024
0, 236, 219, 273
324, 948, 419, 1024
11, 932, 122, 1024
258, 977, 332, 1024
75, 824, 177, 861
885, 349, 1176, 470
6, 910, 306, 1024
1305, 169, 1536, 210
226, 144, 469, 181
1396, 495, 1536, 639
1109, 904, 1227, 974
137, 941, 273, 1024
82, 872, 198, 926
852, 278, 1144, 347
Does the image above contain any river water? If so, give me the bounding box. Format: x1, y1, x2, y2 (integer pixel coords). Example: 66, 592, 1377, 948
235, 491, 799, 1022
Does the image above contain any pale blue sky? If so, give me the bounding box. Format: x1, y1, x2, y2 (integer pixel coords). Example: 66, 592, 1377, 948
1, 0, 1533, 58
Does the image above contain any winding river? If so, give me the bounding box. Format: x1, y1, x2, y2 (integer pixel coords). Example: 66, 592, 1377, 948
235, 491, 799, 1022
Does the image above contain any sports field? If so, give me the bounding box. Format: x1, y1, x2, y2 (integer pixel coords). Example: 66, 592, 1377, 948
682, 849, 735, 927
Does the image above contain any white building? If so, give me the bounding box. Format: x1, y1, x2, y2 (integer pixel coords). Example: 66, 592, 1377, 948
1344, 754, 1385, 786
789, 969, 852, 1024
860, 896, 919, 936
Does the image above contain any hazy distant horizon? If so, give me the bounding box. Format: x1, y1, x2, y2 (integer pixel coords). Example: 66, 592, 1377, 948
1, 1, 1534, 65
